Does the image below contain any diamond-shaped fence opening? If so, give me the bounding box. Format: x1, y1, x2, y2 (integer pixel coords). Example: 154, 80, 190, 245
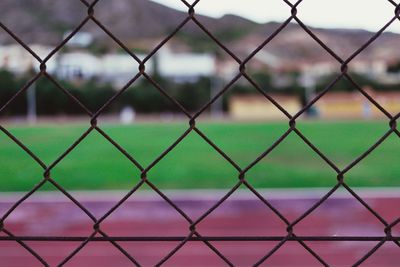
0, 0, 400, 266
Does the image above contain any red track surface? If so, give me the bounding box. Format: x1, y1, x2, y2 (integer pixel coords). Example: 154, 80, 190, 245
0, 190, 399, 266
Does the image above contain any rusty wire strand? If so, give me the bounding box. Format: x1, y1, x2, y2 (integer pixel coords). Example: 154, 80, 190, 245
0, 0, 399, 266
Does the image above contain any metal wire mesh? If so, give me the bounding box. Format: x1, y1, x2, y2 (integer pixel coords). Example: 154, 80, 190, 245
0, 0, 400, 266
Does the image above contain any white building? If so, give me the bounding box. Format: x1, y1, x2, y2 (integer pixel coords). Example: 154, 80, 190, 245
56, 52, 100, 80
101, 54, 153, 87
0, 44, 217, 85
157, 45, 216, 82
0, 44, 56, 74
63, 32, 93, 48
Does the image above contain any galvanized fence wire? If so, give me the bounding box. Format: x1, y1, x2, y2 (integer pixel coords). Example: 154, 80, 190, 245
0, 0, 400, 266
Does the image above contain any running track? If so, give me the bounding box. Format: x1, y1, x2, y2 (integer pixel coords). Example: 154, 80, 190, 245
0, 189, 399, 266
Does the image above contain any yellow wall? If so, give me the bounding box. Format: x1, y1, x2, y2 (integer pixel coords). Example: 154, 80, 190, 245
229, 93, 400, 120
230, 96, 301, 120
315, 96, 400, 118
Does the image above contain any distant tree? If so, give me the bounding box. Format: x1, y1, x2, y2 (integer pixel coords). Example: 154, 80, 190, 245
0, 69, 26, 115
315, 72, 378, 92
387, 61, 400, 73
174, 77, 211, 111
77, 80, 115, 113
252, 71, 273, 90
34, 76, 77, 115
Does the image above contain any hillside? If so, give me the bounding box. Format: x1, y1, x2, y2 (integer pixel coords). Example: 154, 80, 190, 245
1, 0, 400, 63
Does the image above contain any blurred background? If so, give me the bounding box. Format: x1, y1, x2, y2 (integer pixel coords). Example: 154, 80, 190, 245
0, 0, 399, 266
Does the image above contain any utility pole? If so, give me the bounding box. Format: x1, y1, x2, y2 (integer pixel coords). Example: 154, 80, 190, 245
26, 66, 37, 124
210, 74, 224, 118
301, 74, 317, 117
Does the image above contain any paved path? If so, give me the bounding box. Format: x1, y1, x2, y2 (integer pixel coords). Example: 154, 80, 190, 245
0, 189, 399, 266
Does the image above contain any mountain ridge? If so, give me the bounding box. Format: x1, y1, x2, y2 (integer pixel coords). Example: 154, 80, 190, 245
0, 0, 399, 64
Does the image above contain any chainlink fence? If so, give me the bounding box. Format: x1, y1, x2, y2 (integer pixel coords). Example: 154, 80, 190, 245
1, 0, 400, 266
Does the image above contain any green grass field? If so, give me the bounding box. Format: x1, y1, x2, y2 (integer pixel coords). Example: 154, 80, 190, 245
0, 120, 398, 191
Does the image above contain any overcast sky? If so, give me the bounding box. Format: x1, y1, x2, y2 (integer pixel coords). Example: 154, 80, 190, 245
151, 0, 400, 33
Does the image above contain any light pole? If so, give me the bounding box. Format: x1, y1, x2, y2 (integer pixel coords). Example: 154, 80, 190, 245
210, 74, 224, 118
301, 74, 317, 117
26, 67, 37, 124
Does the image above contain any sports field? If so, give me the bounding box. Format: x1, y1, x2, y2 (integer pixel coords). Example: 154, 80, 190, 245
0, 120, 398, 191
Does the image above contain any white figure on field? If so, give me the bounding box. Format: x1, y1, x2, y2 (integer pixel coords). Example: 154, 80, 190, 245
120, 106, 136, 124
